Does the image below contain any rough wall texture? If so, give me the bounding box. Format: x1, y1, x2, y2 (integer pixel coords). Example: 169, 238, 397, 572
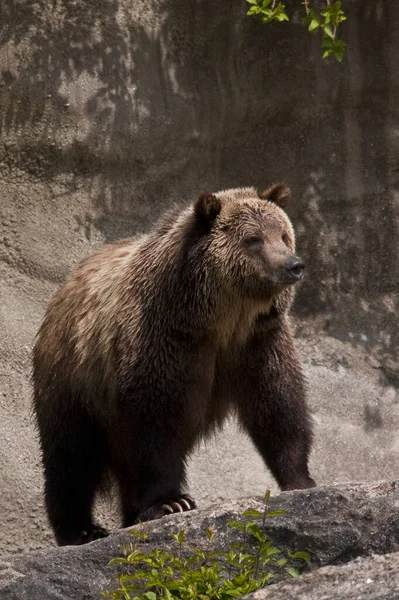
0, 0, 398, 555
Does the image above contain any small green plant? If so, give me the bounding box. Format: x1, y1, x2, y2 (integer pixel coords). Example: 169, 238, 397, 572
304, 1, 346, 61
246, 0, 289, 24
102, 490, 310, 600
245, 0, 346, 62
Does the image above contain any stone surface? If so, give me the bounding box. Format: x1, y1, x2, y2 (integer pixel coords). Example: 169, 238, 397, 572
248, 552, 399, 600
1, 481, 399, 600
0, 0, 398, 556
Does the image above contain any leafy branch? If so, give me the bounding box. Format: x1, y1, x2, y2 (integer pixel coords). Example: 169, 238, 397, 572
245, 0, 347, 62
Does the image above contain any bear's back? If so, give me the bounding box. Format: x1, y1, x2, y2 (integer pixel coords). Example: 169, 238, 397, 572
33, 236, 146, 401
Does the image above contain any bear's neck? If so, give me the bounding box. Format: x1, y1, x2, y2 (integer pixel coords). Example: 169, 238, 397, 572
213, 293, 276, 349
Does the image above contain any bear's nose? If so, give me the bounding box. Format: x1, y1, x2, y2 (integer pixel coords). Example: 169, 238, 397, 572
284, 256, 305, 280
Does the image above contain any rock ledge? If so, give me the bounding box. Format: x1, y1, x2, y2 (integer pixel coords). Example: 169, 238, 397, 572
1, 481, 399, 600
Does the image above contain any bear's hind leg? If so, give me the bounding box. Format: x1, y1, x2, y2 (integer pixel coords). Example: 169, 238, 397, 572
38, 404, 109, 546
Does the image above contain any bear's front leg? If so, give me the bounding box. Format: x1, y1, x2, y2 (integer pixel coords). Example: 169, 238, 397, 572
111, 369, 201, 527
112, 434, 198, 527
235, 319, 316, 491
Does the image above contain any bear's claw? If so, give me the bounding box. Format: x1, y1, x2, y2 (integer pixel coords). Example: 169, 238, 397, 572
138, 495, 197, 522
161, 495, 196, 515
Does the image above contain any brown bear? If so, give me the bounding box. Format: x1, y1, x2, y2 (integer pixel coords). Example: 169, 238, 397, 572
32, 183, 315, 546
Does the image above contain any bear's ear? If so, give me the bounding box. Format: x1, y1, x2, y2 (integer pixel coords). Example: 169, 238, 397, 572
194, 192, 221, 223
258, 183, 291, 208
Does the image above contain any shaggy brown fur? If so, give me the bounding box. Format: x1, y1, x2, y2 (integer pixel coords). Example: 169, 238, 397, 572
32, 183, 315, 546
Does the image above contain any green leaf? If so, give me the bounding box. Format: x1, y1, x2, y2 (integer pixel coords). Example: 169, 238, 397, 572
224, 591, 247, 599
242, 509, 263, 518
245, 522, 264, 542
264, 489, 271, 503
308, 19, 319, 32
171, 530, 185, 544
262, 546, 281, 558
260, 573, 273, 586
322, 37, 333, 49
261, 13, 274, 24
265, 509, 286, 517
323, 25, 334, 39
177, 530, 185, 544
143, 593, 157, 600
238, 553, 253, 564
333, 39, 346, 62
247, 5, 261, 15
206, 527, 216, 541
288, 550, 311, 562
286, 567, 300, 577
276, 13, 289, 21
227, 520, 245, 532
246, 0, 259, 4
109, 557, 129, 565
262, 0, 271, 7
129, 529, 149, 540
118, 574, 138, 582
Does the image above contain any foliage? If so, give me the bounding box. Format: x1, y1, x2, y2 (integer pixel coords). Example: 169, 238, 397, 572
102, 490, 310, 600
245, 0, 346, 62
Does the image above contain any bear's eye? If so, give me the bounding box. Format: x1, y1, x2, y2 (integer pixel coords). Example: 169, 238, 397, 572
244, 236, 264, 250
282, 233, 289, 246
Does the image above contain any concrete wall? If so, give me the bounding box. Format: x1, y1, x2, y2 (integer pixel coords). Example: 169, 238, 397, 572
0, 0, 398, 554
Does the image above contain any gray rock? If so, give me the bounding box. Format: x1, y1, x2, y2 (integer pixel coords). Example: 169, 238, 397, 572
248, 552, 399, 600
1, 481, 399, 600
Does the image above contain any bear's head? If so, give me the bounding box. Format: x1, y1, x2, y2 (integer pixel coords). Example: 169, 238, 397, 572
193, 184, 304, 306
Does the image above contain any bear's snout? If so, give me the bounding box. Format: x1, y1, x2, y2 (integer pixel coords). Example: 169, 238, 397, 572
284, 256, 305, 282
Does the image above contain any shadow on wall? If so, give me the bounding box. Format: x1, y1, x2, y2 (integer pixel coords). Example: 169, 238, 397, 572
0, 0, 262, 233
293, 2, 398, 372
0, 0, 398, 363
0, 0, 179, 237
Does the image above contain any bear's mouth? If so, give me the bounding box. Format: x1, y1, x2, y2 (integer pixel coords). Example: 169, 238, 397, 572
275, 270, 304, 288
